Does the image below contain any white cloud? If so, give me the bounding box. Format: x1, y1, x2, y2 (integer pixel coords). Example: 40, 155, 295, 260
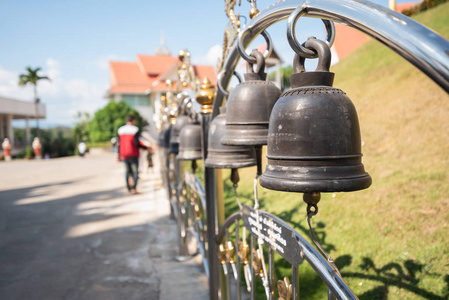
193, 44, 222, 66
0, 67, 32, 100
92, 54, 121, 70
0, 59, 107, 126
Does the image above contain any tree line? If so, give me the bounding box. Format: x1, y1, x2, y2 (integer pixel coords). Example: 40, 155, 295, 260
13, 101, 146, 158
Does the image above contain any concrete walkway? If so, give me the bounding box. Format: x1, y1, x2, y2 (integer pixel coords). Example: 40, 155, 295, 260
0, 150, 209, 300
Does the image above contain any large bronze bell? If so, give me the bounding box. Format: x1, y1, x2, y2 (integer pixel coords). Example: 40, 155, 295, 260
221, 50, 281, 146
168, 115, 192, 154
205, 107, 257, 169
177, 123, 203, 161
260, 38, 371, 193
157, 122, 171, 148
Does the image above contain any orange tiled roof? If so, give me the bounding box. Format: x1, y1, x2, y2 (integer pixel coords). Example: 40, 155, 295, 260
333, 24, 371, 61
136, 54, 180, 76
109, 85, 151, 94
333, 2, 419, 61
110, 61, 152, 86
108, 54, 215, 95
194, 65, 217, 85
397, 2, 418, 11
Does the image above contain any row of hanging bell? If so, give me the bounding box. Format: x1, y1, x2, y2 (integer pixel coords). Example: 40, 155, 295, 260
193, 38, 371, 195
205, 49, 280, 169
168, 115, 193, 155
157, 122, 171, 148
177, 121, 203, 161
259, 37, 372, 193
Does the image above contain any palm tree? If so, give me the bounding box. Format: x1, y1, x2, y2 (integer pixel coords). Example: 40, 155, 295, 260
18, 67, 50, 139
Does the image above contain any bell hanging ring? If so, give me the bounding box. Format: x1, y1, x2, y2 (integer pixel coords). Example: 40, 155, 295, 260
260, 37, 372, 193
221, 49, 281, 146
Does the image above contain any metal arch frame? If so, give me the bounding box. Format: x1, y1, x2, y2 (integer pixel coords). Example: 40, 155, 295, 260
213, 0, 449, 118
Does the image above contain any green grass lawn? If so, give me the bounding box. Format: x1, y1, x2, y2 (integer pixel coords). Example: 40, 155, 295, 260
218, 3, 449, 299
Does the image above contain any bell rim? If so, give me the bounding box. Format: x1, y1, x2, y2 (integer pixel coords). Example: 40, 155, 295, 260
221, 135, 267, 146
266, 154, 363, 160
177, 156, 203, 161
260, 172, 372, 193
204, 158, 257, 169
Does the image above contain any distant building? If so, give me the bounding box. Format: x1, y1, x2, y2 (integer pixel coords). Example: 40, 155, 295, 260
105, 53, 216, 123
332, 2, 419, 62
0, 96, 45, 152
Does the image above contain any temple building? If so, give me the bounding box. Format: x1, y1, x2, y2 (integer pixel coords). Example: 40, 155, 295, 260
105, 40, 216, 124
0, 96, 45, 153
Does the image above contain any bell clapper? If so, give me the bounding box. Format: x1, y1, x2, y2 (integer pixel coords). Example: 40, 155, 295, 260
230, 168, 242, 209
191, 160, 197, 174
255, 145, 263, 176
303, 192, 342, 277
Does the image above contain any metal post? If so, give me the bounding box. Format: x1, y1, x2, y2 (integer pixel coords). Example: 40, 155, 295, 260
25, 117, 31, 145
196, 78, 220, 300
0, 115, 4, 140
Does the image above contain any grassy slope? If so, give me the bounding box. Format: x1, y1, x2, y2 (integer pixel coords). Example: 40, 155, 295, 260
222, 3, 449, 299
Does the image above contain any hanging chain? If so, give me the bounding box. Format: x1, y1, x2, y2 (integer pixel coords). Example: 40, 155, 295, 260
233, 184, 243, 210
303, 192, 342, 277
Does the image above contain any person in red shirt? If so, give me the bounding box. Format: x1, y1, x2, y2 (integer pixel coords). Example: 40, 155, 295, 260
117, 115, 150, 194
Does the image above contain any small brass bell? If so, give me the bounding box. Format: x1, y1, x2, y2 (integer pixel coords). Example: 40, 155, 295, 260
177, 123, 203, 161
221, 49, 281, 146
157, 122, 171, 148
168, 115, 192, 154
205, 107, 257, 169
260, 38, 371, 193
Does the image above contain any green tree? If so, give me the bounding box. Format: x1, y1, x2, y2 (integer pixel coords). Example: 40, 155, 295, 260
89, 101, 146, 143
13, 127, 75, 158
73, 112, 91, 155
74, 112, 90, 140
18, 66, 50, 139
268, 65, 293, 91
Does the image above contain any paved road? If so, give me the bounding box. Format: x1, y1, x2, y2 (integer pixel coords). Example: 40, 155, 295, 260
0, 150, 208, 300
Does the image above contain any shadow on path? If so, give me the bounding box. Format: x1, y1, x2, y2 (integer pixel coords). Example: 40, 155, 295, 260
0, 169, 205, 300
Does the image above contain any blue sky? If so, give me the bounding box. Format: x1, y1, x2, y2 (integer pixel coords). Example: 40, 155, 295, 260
0, 0, 406, 127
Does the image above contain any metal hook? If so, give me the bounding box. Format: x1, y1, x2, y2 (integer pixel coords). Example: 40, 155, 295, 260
286, 5, 335, 58
246, 49, 265, 75
239, 14, 248, 25
237, 29, 273, 64
293, 37, 332, 73
217, 70, 244, 96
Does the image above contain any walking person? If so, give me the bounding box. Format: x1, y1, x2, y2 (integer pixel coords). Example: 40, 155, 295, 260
117, 115, 151, 194
78, 140, 86, 157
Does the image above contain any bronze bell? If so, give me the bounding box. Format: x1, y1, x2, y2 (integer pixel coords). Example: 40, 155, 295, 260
205, 107, 257, 169
260, 38, 372, 193
177, 123, 203, 161
221, 50, 281, 146
168, 115, 192, 154
157, 122, 171, 148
